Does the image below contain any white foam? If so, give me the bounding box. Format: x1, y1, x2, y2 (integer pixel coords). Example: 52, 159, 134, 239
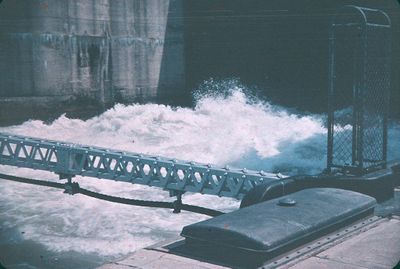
0, 85, 398, 259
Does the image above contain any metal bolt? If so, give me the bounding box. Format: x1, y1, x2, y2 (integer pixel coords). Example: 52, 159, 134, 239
278, 198, 297, 207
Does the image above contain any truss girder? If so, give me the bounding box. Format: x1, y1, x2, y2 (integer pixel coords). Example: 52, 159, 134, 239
0, 133, 278, 199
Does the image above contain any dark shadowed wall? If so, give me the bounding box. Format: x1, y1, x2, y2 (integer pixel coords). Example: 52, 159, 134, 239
184, 0, 400, 116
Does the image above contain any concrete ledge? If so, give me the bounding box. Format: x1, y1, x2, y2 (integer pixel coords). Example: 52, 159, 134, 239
315, 217, 400, 269
0, 95, 103, 126
98, 249, 227, 269
98, 216, 400, 269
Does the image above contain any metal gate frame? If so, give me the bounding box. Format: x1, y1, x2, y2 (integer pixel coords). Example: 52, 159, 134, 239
327, 5, 391, 175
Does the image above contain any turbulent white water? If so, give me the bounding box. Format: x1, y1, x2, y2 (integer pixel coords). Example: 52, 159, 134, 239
0, 87, 398, 259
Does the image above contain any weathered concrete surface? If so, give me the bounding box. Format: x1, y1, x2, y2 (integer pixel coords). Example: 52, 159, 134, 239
97, 188, 400, 269
97, 217, 400, 269
98, 249, 227, 269
288, 257, 367, 269
315, 219, 400, 268
98, 190, 400, 269
0, 0, 184, 124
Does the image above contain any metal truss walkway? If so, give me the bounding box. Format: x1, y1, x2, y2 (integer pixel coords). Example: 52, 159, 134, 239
0, 132, 279, 199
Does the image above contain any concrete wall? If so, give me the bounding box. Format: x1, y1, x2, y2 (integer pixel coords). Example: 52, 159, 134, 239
1, 0, 398, 125
0, 0, 185, 124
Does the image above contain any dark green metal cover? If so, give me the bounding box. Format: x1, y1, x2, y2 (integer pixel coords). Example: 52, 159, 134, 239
181, 188, 376, 255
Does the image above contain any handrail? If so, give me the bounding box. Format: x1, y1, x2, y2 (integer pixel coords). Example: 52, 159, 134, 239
0, 132, 280, 199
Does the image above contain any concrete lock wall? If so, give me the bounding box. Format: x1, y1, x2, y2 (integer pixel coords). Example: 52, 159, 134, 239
0, 0, 398, 125
0, 0, 185, 123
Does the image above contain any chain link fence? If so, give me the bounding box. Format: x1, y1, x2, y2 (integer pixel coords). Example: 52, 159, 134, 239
327, 6, 391, 175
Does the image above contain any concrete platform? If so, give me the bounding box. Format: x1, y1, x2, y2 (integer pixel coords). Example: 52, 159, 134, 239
98, 190, 400, 269
287, 217, 400, 269
98, 216, 400, 269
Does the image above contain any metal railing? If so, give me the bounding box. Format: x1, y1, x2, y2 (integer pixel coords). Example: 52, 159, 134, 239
0, 132, 279, 199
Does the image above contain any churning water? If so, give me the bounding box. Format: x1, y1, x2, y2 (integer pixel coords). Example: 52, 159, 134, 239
0, 82, 398, 262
